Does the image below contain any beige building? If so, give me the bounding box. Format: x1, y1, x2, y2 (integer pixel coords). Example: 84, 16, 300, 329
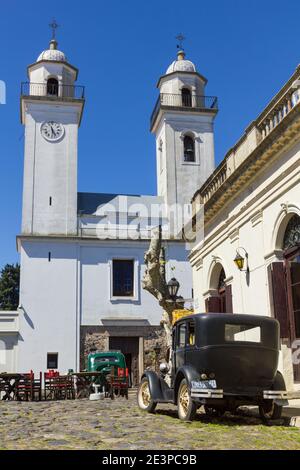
190, 64, 300, 390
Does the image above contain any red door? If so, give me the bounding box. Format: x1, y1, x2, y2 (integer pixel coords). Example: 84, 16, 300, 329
285, 248, 300, 382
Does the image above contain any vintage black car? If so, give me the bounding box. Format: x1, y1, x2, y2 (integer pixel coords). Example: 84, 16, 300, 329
137, 313, 288, 422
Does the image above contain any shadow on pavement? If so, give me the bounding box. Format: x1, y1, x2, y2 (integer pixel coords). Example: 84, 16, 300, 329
155, 405, 294, 427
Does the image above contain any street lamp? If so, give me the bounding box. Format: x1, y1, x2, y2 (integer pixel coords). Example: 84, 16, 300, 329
167, 277, 180, 300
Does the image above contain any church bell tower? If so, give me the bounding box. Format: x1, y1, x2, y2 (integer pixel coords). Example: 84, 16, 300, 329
151, 47, 218, 211
20, 25, 85, 236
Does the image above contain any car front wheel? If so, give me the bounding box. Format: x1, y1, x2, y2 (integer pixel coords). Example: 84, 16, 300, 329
137, 377, 157, 413
177, 378, 197, 421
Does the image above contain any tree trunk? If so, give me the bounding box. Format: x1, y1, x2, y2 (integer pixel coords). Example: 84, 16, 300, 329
142, 226, 183, 381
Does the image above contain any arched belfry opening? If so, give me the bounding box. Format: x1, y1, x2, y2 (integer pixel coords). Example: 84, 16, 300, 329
183, 135, 195, 162
182, 87, 192, 107
206, 263, 233, 313
47, 78, 59, 96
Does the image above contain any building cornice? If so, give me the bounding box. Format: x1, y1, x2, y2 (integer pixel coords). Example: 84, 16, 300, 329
20, 96, 85, 126
189, 157, 300, 263
204, 104, 300, 221
156, 70, 208, 89
27, 60, 79, 80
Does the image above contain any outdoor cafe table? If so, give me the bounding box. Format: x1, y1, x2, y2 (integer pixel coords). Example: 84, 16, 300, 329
0, 373, 24, 401
71, 372, 104, 399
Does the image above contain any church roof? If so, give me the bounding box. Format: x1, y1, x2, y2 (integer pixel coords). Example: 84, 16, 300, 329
37, 39, 67, 63
77, 192, 163, 215
166, 50, 196, 74
166, 59, 196, 74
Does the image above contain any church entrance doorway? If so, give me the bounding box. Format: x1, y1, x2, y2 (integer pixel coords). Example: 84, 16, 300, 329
269, 214, 300, 383
285, 247, 300, 381
109, 336, 139, 387
283, 214, 300, 382
206, 264, 233, 313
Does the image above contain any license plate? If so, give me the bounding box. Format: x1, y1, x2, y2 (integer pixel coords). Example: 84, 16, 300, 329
191, 379, 217, 390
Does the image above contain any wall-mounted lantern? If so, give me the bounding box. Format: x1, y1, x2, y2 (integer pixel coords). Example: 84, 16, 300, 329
234, 248, 249, 274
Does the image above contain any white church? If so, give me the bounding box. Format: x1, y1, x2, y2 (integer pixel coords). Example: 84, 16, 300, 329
0, 34, 218, 385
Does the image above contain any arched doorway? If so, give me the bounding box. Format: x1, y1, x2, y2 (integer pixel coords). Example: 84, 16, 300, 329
206, 264, 233, 313
268, 213, 300, 381
284, 214, 300, 381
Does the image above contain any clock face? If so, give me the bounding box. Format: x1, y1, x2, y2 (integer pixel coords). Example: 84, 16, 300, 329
41, 121, 64, 141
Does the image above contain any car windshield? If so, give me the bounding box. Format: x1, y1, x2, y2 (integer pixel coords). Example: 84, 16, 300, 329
225, 324, 261, 343
93, 356, 119, 363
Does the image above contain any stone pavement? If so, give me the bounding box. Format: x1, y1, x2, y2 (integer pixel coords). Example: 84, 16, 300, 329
1, 392, 300, 450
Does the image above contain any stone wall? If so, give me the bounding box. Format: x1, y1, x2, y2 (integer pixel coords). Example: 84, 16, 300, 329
143, 327, 168, 370
80, 325, 167, 373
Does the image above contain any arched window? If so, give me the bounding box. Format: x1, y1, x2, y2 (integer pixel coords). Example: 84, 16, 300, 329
184, 135, 195, 162
182, 88, 192, 107
47, 78, 59, 96
218, 268, 226, 291
283, 214, 300, 250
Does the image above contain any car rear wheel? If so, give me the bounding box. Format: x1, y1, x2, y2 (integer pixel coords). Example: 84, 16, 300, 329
177, 378, 197, 421
137, 377, 157, 413
259, 400, 282, 422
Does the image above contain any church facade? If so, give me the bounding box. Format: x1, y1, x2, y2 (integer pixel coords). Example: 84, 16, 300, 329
190, 65, 300, 389
0, 36, 218, 384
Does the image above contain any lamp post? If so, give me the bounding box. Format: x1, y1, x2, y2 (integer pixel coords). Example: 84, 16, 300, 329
167, 277, 180, 301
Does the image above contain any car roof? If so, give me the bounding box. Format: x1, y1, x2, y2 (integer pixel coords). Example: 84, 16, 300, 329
174, 313, 277, 326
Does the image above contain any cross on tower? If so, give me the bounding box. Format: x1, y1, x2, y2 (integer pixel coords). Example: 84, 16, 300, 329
176, 33, 186, 50
49, 19, 59, 39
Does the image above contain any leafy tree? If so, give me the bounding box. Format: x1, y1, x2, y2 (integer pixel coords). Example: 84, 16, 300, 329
0, 264, 20, 311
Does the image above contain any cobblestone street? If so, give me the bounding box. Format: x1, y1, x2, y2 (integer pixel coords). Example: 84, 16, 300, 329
1, 392, 300, 450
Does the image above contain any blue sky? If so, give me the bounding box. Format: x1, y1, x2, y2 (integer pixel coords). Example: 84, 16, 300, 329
0, 0, 300, 269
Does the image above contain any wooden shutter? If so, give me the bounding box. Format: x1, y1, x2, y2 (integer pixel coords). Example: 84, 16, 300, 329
268, 262, 289, 338
205, 296, 222, 313
225, 285, 233, 313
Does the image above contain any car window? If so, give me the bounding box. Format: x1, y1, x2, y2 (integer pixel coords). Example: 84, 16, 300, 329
187, 321, 195, 346
177, 323, 186, 348
225, 324, 261, 343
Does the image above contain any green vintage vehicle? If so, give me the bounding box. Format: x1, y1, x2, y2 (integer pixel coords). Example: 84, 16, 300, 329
87, 350, 128, 398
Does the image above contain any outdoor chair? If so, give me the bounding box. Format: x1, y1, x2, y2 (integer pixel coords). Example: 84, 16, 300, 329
52, 375, 75, 400
44, 372, 75, 400
44, 370, 60, 400
16, 371, 34, 401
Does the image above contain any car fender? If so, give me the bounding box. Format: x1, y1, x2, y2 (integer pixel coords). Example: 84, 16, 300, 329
273, 370, 289, 406
141, 370, 166, 402
174, 365, 202, 402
